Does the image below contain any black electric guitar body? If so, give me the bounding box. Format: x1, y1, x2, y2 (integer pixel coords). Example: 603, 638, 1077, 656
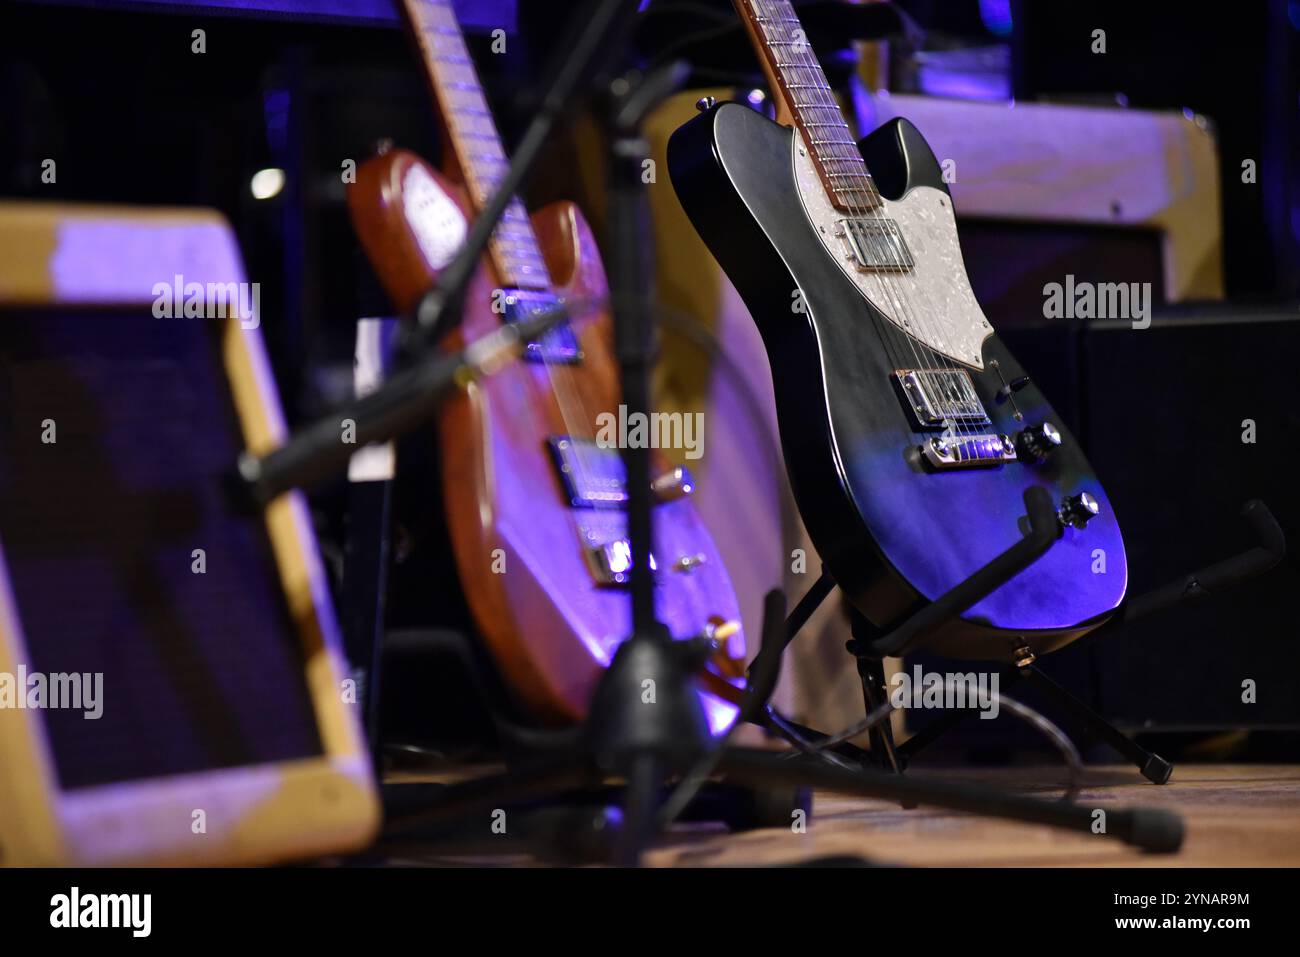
668, 98, 1128, 660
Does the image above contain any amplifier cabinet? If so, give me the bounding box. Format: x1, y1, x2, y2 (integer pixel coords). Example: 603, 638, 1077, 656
0, 203, 378, 866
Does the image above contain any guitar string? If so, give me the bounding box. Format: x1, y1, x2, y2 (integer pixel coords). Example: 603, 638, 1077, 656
753, 0, 949, 444
769, 0, 983, 454
746, 0, 921, 394
755, 0, 956, 432
757, 0, 985, 459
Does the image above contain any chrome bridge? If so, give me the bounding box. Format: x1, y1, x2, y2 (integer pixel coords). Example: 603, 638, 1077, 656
892, 368, 1012, 470
547, 436, 701, 586
501, 289, 582, 364
834, 218, 913, 271
920, 432, 1017, 470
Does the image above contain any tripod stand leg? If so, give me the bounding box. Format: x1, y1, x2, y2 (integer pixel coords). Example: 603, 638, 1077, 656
613, 752, 662, 867
848, 609, 905, 775
716, 748, 1183, 853
857, 656, 904, 773
1020, 665, 1173, 784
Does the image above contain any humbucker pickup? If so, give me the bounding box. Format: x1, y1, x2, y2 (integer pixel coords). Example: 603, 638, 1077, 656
546, 436, 698, 509
502, 289, 582, 364
892, 368, 991, 431
835, 218, 913, 271
548, 436, 626, 507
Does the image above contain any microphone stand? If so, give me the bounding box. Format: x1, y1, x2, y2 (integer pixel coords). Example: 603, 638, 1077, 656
238, 0, 642, 506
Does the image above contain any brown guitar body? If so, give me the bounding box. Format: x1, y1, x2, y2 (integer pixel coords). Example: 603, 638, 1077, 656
349, 149, 745, 725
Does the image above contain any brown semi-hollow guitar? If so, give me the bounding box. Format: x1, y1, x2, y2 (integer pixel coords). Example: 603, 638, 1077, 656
346, 0, 746, 726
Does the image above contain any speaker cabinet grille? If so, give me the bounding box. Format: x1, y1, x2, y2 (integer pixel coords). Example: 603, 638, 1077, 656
0, 310, 323, 790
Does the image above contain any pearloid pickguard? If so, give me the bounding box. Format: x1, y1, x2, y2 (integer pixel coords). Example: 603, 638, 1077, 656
792, 130, 993, 370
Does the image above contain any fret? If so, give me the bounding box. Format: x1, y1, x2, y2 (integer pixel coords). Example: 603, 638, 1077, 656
446, 109, 495, 131
790, 95, 840, 108
430, 62, 479, 88
496, 223, 535, 239
399, 0, 551, 287
494, 252, 546, 270
796, 103, 848, 120
818, 152, 865, 168
446, 105, 491, 120
495, 246, 544, 261
807, 140, 860, 154
781, 65, 827, 82
451, 129, 501, 143
492, 247, 545, 266
425, 28, 467, 52
410, 0, 455, 25
440, 87, 489, 114
819, 148, 867, 163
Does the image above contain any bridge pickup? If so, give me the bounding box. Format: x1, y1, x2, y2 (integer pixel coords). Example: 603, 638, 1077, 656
502, 289, 582, 364
892, 368, 991, 431
920, 433, 1017, 470
548, 436, 626, 508
548, 435, 698, 511
836, 218, 913, 271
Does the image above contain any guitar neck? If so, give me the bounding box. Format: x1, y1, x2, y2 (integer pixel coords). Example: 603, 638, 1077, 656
733, 0, 881, 211
398, 0, 551, 289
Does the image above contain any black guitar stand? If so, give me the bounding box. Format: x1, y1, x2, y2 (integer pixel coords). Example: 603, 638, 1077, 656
377, 488, 1188, 863
771, 497, 1286, 786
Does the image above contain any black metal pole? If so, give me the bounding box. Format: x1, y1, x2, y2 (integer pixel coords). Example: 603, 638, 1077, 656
608, 124, 659, 634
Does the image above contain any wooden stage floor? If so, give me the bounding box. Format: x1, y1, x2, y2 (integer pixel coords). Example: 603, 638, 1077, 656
378, 764, 1300, 867
647, 764, 1300, 867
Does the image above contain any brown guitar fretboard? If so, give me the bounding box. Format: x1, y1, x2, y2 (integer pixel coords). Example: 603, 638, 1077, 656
400, 0, 551, 289
736, 0, 882, 211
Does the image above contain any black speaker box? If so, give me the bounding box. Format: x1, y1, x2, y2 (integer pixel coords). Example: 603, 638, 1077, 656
1001, 304, 1300, 732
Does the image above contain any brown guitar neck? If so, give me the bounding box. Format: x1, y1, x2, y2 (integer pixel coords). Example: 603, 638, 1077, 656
397, 0, 551, 289
733, 0, 881, 211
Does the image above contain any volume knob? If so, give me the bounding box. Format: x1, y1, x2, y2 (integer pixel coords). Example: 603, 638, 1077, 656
1058, 491, 1100, 529
651, 466, 696, 503
1016, 421, 1062, 463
